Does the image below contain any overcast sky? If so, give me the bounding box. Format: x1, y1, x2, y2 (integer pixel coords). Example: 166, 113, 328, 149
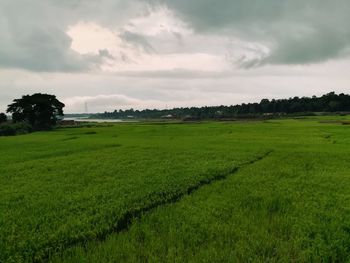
1, 0, 350, 113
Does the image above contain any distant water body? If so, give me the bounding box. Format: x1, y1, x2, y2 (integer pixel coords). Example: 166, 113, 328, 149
64, 117, 127, 123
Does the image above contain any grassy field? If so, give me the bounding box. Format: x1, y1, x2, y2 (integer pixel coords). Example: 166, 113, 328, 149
1, 117, 350, 262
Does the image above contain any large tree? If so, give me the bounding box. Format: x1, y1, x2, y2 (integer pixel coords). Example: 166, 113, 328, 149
7, 93, 65, 130
0, 113, 7, 124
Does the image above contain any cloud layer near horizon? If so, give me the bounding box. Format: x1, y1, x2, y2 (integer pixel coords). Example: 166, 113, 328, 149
1, 0, 350, 112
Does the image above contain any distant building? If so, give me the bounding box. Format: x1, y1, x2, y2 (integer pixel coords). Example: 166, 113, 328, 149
161, 114, 174, 119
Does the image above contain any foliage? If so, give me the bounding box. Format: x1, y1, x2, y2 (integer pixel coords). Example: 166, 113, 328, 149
0, 113, 7, 123
0, 122, 32, 136
7, 93, 65, 130
1, 117, 350, 262
94, 92, 350, 119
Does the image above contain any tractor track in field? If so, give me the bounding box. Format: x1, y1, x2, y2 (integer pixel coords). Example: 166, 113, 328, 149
37, 150, 273, 263
113, 150, 274, 232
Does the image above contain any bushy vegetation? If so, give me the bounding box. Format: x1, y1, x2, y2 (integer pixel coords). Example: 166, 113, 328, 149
0, 113, 7, 123
0, 122, 32, 136
95, 92, 350, 119
1, 117, 350, 262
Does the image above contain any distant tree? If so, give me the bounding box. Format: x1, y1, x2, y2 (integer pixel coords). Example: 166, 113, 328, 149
328, 101, 341, 112
260, 99, 271, 113
0, 113, 7, 123
92, 92, 350, 120
7, 93, 65, 130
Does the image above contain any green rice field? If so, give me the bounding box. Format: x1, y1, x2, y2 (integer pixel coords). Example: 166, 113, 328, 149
1, 117, 350, 262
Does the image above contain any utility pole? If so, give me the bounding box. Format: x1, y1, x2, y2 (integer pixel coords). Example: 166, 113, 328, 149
84, 102, 88, 114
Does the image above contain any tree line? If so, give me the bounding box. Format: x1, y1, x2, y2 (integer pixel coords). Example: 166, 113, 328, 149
1, 92, 350, 136
95, 92, 350, 120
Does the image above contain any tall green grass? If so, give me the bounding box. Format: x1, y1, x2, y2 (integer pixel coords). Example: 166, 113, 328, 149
54, 119, 350, 262
59, 150, 350, 262
1, 119, 350, 262
1, 122, 264, 262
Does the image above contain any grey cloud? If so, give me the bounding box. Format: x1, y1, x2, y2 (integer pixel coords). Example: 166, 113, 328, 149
98, 49, 115, 60
98, 49, 134, 64
65, 94, 142, 110
0, 0, 143, 72
120, 31, 156, 53
0, 0, 82, 72
150, 0, 350, 65
113, 69, 236, 79
266, 24, 350, 65
1, 0, 350, 73
0, 24, 94, 72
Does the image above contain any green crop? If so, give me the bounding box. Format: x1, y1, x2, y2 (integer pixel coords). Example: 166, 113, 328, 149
1, 118, 350, 262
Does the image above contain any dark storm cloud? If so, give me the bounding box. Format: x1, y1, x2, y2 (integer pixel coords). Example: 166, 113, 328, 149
150, 0, 350, 65
0, 0, 142, 72
0, 0, 350, 72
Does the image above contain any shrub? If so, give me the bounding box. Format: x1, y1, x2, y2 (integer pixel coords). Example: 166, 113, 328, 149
0, 113, 7, 124
0, 122, 33, 136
